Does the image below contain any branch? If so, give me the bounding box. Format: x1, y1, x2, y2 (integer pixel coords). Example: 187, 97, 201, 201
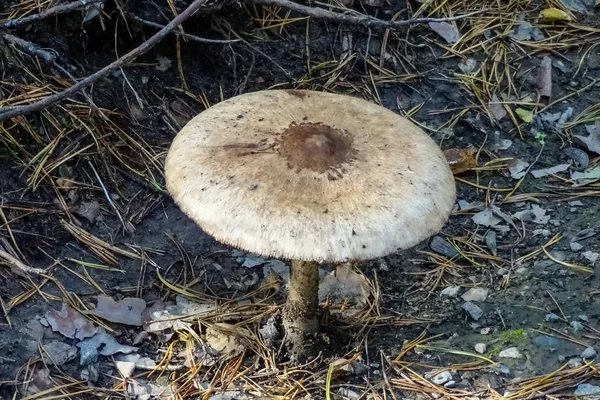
127, 13, 240, 44
0, 0, 208, 121
0, 0, 105, 28
243, 0, 488, 30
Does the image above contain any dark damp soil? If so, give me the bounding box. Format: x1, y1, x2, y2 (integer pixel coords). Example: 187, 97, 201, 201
1, 0, 600, 398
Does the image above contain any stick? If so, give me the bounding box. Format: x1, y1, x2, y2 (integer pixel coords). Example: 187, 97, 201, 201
243, 0, 488, 30
0, 0, 208, 121
127, 13, 240, 44
1, 33, 106, 117
0, 0, 105, 28
0, 247, 46, 277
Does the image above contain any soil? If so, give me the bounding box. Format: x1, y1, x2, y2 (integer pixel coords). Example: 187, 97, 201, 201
1, 0, 600, 398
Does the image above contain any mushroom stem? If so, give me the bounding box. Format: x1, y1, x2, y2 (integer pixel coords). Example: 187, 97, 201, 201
283, 260, 320, 348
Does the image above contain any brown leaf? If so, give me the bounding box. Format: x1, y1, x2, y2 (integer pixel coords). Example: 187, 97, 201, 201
489, 93, 507, 121
444, 148, 477, 174
428, 22, 460, 43
537, 56, 552, 98
91, 296, 146, 326
45, 303, 98, 340
575, 122, 600, 155
74, 200, 101, 223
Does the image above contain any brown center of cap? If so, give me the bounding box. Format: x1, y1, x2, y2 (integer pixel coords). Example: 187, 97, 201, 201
277, 123, 356, 174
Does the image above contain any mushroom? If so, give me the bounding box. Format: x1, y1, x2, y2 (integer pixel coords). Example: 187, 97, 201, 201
164, 89, 455, 355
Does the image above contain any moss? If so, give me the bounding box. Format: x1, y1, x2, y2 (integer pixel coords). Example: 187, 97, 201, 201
499, 329, 526, 343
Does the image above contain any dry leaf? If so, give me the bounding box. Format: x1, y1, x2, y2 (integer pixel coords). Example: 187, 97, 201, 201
530, 164, 570, 178
513, 205, 550, 225
539, 8, 572, 22
205, 323, 251, 357
91, 296, 146, 326
515, 108, 534, 123
428, 21, 460, 43
77, 329, 138, 358
46, 302, 98, 340
155, 56, 172, 72
571, 166, 600, 186
42, 340, 78, 366
537, 56, 552, 98
74, 200, 101, 223
563, 147, 590, 171
444, 148, 477, 174
489, 93, 507, 121
507, 159, 530, 179
319, 263, 372, 311
574, 123, 600, 155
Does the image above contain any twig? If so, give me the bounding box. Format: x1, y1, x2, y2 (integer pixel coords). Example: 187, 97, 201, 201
243, 0, 488, 30
0, 246, 46, 278
0, 0, 209, 121
0, 32, 107, 118
0, 0, 105, 28
127, 13, 240, 44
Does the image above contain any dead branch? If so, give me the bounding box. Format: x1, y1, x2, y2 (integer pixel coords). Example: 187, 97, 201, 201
0, 0, 105, 28
243, 0, 488, 30
0, 246, 46, 278
1, 33, 107, 117
0, 0, 209, 121
127, 13, 240, 44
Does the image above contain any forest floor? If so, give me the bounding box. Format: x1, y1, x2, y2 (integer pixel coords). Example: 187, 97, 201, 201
1, 0, 600, 399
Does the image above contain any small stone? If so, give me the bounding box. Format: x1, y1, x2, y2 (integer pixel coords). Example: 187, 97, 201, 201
444, 380, 456, 388
558, 355, 566, 362
429, 370, 453, 385
568, 357, 583, 368
475, 343, 487, 354
533, 335, 559, 348
545, 313, 560, 322
498, 347, 522, 358
440, 286, 460, 297
462, 288, 489, 302
463, 302, 484, 320
569, 80, 579, 88
569, 201, 584, 206
571, 242, 584, 252
579, 315, 589, 322
581, 347, 597, 359
480, 327, 491, 335
570, 321, 584, 332
575, 383, 600, 397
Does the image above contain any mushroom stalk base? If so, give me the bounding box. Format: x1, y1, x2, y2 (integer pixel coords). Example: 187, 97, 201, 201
283, 260, 320, 353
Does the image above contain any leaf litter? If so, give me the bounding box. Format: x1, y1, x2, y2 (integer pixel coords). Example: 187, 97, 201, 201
428, 21, 460, 43
319, 263, 373, 318
91, 295, 146, 326
45, 302, 97, 340
574, 121, 600, 154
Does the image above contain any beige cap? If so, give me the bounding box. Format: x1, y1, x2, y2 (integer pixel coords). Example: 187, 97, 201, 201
165, 90, 455, 262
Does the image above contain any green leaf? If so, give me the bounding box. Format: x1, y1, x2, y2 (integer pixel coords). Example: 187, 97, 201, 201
516, 108, 534, 123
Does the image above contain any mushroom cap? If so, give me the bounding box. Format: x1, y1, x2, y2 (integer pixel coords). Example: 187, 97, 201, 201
165, 90, 456, 262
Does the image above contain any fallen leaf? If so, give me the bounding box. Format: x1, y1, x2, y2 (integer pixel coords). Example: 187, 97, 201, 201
77, 329, 138, 365
91, 295, 146, 326
458, 58, 477, 74
74, 200, 101, 223
530, 164, 570, 178
428, 21, 460, 43
472, 209, 497, 226
511, 21, 545, 41
537, 56, 552, 98
46, 302, 98, 340
513, 204, 550, 225
205, 323, 251, 357
582, 251, 599, 265
515, 108, 534, 123
155, 56, 172, 72
563, 147, 590, 171
571, 166, 600, 186
539, 8, 572, 22
489, 94, 507, 121
25, 369, 53, 396
143, 296, 215, 334
507, 158, 530, 179
42, 340, 78, 366
82, 3, 103, 23
574, 124, 600, 155
258, 316, 279, 348
444, 148, 477, 174
319, 263, 372, 316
